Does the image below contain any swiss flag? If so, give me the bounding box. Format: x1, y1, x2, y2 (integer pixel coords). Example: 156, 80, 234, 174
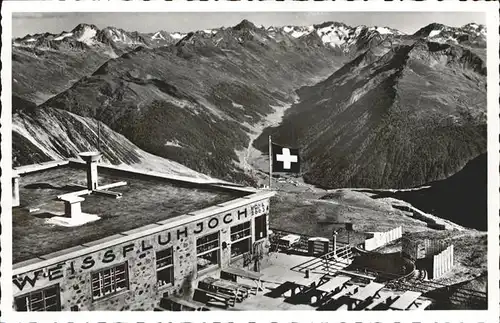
272, 143, 300, 173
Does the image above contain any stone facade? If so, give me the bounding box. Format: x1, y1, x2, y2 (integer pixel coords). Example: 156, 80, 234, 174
12, 197, 271, 311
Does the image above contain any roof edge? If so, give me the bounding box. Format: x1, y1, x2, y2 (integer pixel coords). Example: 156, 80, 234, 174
13, 190, 276, 275
14, 158, 258, 193
14, 160, 69, 175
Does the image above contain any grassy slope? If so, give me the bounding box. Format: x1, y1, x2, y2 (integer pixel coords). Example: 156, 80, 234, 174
13, 45, 112, 104
270, 189, 442, 246
12, 97, 213, 179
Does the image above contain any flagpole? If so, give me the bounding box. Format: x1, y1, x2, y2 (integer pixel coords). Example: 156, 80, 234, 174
269, 135, 272, 189
98, 121, 101, 151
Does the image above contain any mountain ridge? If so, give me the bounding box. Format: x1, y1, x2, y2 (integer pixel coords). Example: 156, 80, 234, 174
253, 36, 486, 188
13, 19, 487, 189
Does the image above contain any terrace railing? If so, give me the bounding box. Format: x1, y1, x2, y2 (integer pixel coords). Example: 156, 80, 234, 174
269, 227, 349, 254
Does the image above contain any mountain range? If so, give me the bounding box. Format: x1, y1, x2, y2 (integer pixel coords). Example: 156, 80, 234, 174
12, 19, 487, 189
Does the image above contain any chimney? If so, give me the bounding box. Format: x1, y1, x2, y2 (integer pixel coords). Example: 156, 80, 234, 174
61, 195, 85, 222
12, 172, 20, 207
79, 152, 102, 191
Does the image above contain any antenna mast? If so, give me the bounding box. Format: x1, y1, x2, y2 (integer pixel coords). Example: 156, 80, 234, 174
269, 135, 272, 189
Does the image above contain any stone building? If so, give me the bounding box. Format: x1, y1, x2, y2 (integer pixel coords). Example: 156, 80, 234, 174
11, 152, 274, 311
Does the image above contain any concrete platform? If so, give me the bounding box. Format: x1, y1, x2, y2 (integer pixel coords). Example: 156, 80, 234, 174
46, 213, 101, 227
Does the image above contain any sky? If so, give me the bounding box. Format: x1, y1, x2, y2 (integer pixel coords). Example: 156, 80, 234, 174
12, 12, 486, 38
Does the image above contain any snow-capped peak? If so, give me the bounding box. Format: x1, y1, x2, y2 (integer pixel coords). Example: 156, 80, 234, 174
151, 31, 166, 40
461, 23, 486, 36
277, 21, 405, 50
316, 23, 352, 48
170, 32, 186, 40
203, 29, 218, 35
75, 24, 98, 45
373, 26, 392, 35
416, 22, 486, 46
280, 25, 315, 38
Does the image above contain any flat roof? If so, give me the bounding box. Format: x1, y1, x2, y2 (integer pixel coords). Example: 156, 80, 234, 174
13, 163, 251, 264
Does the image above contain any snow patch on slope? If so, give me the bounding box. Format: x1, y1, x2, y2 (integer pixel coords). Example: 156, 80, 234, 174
103, 48, 119, 59
151, 31, 165, 40
54, 33, 73, 41
170, 32, 186, 40
232, 102, 244, 109
290, 26, 314, 38
376, 27, 393, 35
429, 30, 441, 38
316, 24, 352, 48
165, 140, 183, 147
77, 26, 97, 45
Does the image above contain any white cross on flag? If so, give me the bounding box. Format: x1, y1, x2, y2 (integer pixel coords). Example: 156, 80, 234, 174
272, 143, 300, 173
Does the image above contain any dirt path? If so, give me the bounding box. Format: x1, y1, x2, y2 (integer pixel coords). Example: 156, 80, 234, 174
236, 96, 298, 177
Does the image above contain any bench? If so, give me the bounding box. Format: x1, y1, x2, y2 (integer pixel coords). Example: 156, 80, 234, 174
389, 291, 422, 310
349, 282, 385, 310
211, 279, 250, 300
193, 288, 236, 308
317, 276, 351, 300
266, 281, 296, 298
198, 278, 246, 302
159, 296, 210, 311
220, 267, 264, 292
363, 295, 391, 311
285, 285, 324, 305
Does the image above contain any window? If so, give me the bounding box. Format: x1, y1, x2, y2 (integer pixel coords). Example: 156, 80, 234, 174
254, 214, 268, 241
91, 262, 129, 300
231, 221, 251, 258
15, 284, 61, 311
157, 247, 174, 288
196, 232, 220, 272
231, 221, 251, 242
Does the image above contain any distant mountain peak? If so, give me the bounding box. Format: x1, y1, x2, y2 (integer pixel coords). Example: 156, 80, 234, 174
413, 22, 486, 47
462, 22, 483, 29
313, 21, 350, 29
71, 23, 99, 33
276, 21, 404, 53
233, 19, 258, 31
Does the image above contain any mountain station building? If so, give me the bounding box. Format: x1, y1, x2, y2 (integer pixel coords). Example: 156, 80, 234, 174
11, 152, 274, 311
